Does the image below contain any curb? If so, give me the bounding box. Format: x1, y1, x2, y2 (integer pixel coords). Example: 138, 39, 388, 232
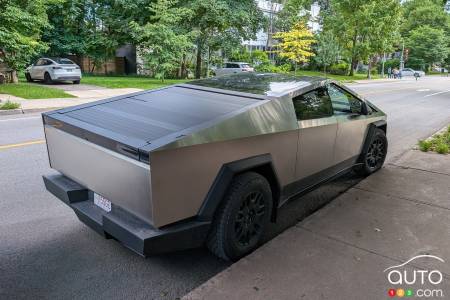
0, 107, 61, 116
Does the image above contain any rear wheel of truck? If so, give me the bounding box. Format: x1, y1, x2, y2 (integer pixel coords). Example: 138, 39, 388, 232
207, 172, 272, 261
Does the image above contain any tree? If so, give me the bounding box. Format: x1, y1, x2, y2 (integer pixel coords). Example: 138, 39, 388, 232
314, 31, 340, 75
324, 0, 402, 76
401, 0, 450, 38
184, 0, 264, 78
131, 0, 193, 81
0, 0, 49, 82
407, 25, 449, 70
273, 22, 315, 74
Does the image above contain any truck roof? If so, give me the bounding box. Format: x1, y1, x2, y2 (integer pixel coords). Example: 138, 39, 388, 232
189, 73, 326, 97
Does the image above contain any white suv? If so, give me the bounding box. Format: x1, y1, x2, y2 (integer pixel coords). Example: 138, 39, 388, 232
214, 62, 254, 76
25, 57, 82, 84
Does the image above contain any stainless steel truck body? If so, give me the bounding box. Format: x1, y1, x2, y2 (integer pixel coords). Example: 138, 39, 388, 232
42, 73, 387, 260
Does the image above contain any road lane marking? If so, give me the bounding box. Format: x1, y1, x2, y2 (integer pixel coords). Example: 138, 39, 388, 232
424, 89, 450, 98
0, 139, 45, 150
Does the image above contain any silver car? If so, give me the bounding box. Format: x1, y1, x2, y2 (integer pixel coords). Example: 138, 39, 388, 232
214, 62, 255, 76
42, 73, 387, 261
25, 57, 82, 84
401, 68, 425, 77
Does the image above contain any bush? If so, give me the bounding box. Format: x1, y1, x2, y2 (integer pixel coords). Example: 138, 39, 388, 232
255, 62, 291, 73
418, 140, 432, 152
436, 142, 449, 154
329, 63, 349, 75
0, 101, 20, 110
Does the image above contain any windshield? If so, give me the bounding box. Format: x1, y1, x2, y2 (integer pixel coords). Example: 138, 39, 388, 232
241, 64, 252, 68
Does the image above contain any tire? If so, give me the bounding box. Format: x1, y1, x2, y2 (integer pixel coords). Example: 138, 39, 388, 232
44, 72, 52, 84
207, 172, 273, 261
356, 128, 388, 176
25, 73, 33, 82
73, 80, 80, 84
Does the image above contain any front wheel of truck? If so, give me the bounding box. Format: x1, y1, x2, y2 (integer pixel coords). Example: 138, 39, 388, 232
207, 172, 273, 261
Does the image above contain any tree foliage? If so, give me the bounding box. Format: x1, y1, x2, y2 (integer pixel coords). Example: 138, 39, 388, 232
407, 25, 449, 68
314, 31, 340, 74
324, 0, 402, 76
273, 22, 315, 73
0, 0, 50, 81
131, 0, 193, 81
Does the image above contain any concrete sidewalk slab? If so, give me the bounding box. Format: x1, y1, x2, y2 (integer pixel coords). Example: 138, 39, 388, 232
393, 150, 450, 176
355, 165, 450, 209
184, 227, 448, 300
301, 186, 450, 275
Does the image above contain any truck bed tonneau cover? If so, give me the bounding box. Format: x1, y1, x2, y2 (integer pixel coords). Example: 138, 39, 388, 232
43, 85, 263, 162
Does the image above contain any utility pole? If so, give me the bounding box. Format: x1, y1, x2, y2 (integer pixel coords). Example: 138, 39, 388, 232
400, 41, 405, 70
381, 53, 386, 78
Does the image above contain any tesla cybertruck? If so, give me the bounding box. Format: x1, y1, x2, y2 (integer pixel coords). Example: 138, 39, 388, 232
42, 73, 387, 261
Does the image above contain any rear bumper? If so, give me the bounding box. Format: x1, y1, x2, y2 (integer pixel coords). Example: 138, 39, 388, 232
53, 75, 81, 81
43, 174, 210, 256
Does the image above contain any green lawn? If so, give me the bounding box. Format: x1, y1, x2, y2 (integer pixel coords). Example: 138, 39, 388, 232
0, 81, 74, 99
81, 75, 188, 89
292, 70, 381, 82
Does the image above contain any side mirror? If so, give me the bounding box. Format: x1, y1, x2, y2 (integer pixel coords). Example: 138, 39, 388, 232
349, 101, 370, 115
361, 101, 371, 115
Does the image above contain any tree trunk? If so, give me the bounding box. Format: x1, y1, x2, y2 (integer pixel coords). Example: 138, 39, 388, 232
324, 65, 327, 78
349, 31, 358, 76
181, 53, 187, 79
367, 58, 371, 79
11, 70, 18, 83
195, 40, 202, 79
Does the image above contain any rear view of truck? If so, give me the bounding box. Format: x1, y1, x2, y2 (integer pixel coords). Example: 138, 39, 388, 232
42, 83, 271, 257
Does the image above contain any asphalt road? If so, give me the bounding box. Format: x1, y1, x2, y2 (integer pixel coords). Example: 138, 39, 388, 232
1, 76, 449, 300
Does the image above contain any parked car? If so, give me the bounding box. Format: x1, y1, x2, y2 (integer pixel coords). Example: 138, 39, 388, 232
42, 73, 387, 261
25, 57, 82, 84
433, 66, 448, 73
401, 68, 425, 77
214, 62, 254, 76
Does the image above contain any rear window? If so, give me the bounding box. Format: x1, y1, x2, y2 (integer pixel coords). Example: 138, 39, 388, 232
241, 64, 251, 68
52, 58, 75, 65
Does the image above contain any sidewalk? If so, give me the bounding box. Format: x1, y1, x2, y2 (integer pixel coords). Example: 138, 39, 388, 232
184, 150, 450, 300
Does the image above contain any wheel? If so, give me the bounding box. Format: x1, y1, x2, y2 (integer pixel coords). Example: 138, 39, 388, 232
25, 73, 33, 82
73, 80, 80, 84
207, 172, 273, 261
356, 128, 388, 175
44, 72, 52, 84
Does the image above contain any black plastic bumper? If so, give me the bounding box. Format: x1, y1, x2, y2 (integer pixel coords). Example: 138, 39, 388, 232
43, 174, 211, 256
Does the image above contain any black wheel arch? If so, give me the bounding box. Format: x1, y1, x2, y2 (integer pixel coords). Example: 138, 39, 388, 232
358, 120, 387, 163
198, 154, 281, 223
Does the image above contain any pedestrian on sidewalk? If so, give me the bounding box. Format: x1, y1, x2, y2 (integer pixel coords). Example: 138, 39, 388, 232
393, 68, 399, 79
387, 67, 392, 79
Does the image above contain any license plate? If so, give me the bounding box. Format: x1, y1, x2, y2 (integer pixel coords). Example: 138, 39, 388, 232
66, 69, 73, 72
94, 193, 111, 212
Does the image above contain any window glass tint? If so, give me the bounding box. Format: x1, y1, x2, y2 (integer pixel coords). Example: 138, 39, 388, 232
44, 59, 53, 65
292, 87, 333, 120
328, 84, 362, 114
36, 59, 44, 66
55, 58, 74, 64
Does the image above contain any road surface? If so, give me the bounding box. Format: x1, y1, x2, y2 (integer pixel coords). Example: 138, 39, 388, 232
0, 76, 449, 299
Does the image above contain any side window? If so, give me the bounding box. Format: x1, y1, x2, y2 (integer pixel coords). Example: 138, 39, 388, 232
35, 59, 44, 66
292, 87, 333, 121
45, 59, 53, 65
328, 84, 362, 115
